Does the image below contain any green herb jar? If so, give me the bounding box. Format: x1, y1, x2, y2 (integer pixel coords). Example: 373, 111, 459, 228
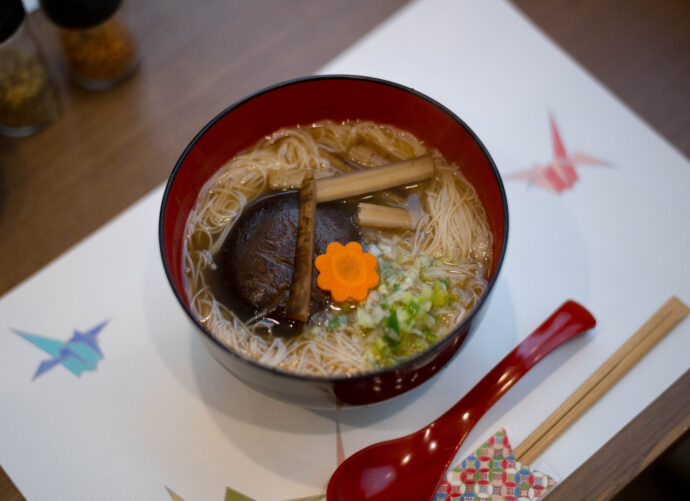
0, 0, 61, 137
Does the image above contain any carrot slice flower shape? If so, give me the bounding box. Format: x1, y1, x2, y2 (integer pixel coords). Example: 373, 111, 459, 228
315, 242, 379, 302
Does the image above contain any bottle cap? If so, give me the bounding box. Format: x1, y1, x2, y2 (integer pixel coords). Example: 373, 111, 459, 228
39, 0, 122, 29
0, 0, 25, 43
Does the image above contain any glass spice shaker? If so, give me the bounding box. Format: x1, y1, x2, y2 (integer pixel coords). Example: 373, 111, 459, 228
39, 0, 138, 90
0, 0, 61, 138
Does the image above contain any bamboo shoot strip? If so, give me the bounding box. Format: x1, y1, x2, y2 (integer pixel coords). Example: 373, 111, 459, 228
357, 203, 418, 230
286, 172, 317, 323
315, 155, 434, 203
321, 150, 408, 205
268, 156, 434, 203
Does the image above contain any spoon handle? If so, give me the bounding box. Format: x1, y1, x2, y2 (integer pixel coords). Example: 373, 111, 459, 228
434, 301, 595, 460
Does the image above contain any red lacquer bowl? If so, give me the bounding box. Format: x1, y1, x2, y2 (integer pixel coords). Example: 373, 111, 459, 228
159, 75, 508, 408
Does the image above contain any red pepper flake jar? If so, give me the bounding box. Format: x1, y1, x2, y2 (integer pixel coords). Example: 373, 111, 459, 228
39, 0, 138, 90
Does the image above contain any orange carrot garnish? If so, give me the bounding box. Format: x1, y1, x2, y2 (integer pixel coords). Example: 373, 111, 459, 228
315, 242, 379, 302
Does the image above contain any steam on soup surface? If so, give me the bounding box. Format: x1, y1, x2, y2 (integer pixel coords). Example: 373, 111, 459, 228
183, 120, 492, 376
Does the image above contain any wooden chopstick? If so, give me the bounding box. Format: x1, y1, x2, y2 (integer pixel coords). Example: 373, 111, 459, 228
514, 296, 690, 465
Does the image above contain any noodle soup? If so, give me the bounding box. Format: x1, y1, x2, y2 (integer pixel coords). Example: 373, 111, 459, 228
183, 120, 492, 377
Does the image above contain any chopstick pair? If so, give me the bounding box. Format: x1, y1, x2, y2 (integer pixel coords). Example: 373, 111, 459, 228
513, 295, 690, 464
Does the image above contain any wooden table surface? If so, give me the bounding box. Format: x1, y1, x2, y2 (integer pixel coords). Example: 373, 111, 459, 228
1, 0, 688, 499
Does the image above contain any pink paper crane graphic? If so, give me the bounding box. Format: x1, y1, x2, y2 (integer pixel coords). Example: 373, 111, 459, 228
508, 115, 609, 193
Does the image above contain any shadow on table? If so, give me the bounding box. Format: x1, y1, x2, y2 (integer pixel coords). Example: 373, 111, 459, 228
612, 429, 690, 500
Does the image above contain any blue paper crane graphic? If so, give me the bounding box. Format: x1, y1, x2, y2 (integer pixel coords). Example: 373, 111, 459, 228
14, 321, 107, 379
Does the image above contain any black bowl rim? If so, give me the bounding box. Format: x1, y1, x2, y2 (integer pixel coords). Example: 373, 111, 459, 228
158, 74, 509, 384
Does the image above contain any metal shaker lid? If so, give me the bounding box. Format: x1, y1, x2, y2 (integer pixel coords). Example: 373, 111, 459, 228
39, 0, 122, 29
0, 0, 25, 43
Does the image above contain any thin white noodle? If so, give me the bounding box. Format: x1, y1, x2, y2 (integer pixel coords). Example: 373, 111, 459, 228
182, 121, 492, 376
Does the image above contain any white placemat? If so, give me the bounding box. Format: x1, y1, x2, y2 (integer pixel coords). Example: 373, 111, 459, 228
2, 0, 689, 500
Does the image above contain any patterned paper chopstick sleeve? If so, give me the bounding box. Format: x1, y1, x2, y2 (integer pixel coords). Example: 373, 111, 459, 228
435, 429, 557, 500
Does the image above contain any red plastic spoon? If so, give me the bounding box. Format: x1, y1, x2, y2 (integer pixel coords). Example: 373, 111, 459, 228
327, 300, 596, 501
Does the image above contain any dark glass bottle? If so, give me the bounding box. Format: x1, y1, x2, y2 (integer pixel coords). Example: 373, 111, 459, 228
0, 0, 61, 137
39, 0, 138, 90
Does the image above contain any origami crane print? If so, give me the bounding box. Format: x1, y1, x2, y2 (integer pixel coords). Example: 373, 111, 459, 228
14, 321, 107, 379
508, 115, 609, 193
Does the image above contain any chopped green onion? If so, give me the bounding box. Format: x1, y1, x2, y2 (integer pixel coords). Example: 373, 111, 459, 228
386, 310, 400, 335
406, 300, 421, 320
424, 331, 437, 344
